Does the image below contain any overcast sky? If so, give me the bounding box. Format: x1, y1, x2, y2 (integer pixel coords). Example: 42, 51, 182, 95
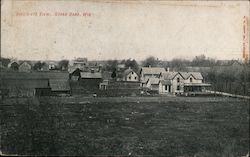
1, 0, 249, 61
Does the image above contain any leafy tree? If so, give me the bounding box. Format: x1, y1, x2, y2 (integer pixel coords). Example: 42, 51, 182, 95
124, 59, 139, 72
58, 60, 69, 71
105, 60, 118, 71
0, 57, 11, 67
33, 61, 45, 70
142, 56, 158, 67
111, 69, 117, 79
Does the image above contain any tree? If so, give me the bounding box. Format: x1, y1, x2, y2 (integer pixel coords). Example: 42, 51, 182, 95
105, 60, 118, 71
124, 59, 139, 72
33, 61, 45, 70
111, 69, 117, 79
0, 57, 11, 67
142, 56, 158, 67
58, 60, 69, 71
170, 58, 189, 71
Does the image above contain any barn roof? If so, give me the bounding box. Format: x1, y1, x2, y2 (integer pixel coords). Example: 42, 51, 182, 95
80, 72, 102, 79
141, 67, 165, 75
0, 78, 50, 89
49, 79, 70, 91
0, 71, 69, 80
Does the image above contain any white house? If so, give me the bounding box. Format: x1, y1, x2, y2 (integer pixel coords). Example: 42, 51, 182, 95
158, 71, 211, 95
123, 67, 139, 82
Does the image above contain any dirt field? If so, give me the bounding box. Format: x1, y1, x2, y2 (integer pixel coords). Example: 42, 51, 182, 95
1, 96, 249, 156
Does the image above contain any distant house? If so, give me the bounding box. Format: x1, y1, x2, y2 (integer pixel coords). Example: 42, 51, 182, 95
8, 61, 19, 71
123, 67, 139, 82
140, 67, 165, 87
68, 58, 88, 73
19, 62, 32, 72
158, 71, 211, 95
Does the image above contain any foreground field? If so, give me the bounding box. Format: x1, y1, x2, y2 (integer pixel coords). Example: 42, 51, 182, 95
1, 97, 249, 156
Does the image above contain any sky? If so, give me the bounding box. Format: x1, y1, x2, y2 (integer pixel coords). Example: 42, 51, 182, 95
1, 0, 249, 61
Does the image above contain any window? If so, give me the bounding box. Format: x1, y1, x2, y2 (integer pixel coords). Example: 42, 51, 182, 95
135, 77, 137, 80
177, 85, 180, 90
165, 85, 168, 90
132, 72, 134, 74
190, 78, 193, 83
177, 77, 180, 83
129, 76, 131, 80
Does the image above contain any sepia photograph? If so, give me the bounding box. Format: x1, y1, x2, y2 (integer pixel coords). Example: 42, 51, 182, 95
0, 0, 249, 156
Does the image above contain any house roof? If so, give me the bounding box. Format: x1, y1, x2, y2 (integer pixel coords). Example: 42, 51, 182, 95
80, 72, 102, 79
49, 79, 70, 91
123, 68, 137, 76
146, 78, 160, 85
161, 72, 203, 80
179, 72, 203, 80
160, 72, 179, 80
141, 67, 165, 75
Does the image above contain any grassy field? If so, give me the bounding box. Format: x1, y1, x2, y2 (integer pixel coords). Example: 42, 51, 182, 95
1, 96, 249, 156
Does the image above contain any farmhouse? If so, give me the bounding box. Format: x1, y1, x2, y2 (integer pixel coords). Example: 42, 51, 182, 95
123, 67, 139, 82
158, 71, 211, 95
140, 67, 165, 87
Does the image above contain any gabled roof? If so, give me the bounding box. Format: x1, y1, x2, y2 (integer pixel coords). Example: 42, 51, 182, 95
146, 77, 160, 85
161, 71, 203, 80
80, 72, 102, 79
123, 68, 137, 76
160, 72, 180, 80
179, 72, 203, 80
141, 67, 165, 75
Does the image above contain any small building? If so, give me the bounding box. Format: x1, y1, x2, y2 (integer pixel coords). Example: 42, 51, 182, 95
123, 67, 139, 82
19, 62, 32, 72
